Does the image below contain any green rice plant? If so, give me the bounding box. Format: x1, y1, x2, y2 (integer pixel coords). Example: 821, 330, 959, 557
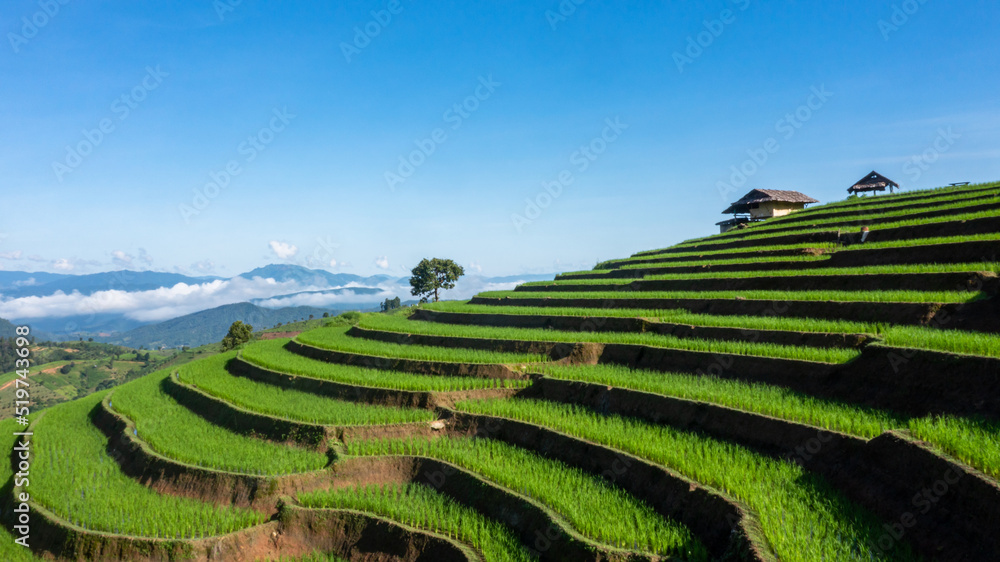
242, 339, 530, 392
732, 188, 1000, 231
299, 483, 536, 562
539, 364, 903, 437
530, 262, 1000, 284
30, 392, 266, 538
423, 302, 1000, 359
0, 418, 45, 561
177, 352, 434, 426
674, 183, 1000, 247
611, 254, 832, 272
112, 369, 328, 474
457, 398, 915, 562
710, 198, 1000, 240
763, 183, 1000, 221
346, 437, 707, 559
620, 242, 838, 263
908, 416, 1000, 480
881, 327, 1000, 359
360, 314, 858, 363
673, 208, 1000, 249
618, 231, 1000, 269
840, 231, 1000, 252
476, 289, 981, 304
296, 326, 548, 364
422, 301, 877, 333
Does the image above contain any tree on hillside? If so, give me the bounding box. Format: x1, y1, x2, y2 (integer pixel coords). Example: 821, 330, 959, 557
221, 321, 254, 351
380, 297, 402, 312
409, 258, 464, 303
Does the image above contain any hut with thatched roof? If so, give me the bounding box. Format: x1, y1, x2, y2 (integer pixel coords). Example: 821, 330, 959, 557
717, 189, 818, 233
848, 171, 899, 195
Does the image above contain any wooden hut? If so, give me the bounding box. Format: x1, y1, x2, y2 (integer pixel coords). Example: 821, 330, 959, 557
718, 189, 818, 233
848, 171, 899, 195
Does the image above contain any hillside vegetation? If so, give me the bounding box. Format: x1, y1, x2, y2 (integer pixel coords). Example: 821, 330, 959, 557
3, 181, 999, 561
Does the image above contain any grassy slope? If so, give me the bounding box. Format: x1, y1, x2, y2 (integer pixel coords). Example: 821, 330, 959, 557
177, 352, 434, 426
112, 370, 328, 474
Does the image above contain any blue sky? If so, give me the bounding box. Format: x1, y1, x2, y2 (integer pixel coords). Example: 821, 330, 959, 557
2, 0, 998, 278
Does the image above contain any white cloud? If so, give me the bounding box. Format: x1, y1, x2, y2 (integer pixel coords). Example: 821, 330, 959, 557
374, 256, 390, 270
0, 276, 328, 323
12, 278, 38, 288
137, 248, 154, 266
329, 259, 338, 268
468, 261, 483, 273
191, 260, 216, 274
269, 241, 298, 259
0, 251, 22, 260
53, 259, 74, 271
111, 250, 133, 267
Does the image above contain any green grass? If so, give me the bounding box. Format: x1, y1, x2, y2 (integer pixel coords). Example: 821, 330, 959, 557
476, 289, 982, 304
30, 392, 266, 538
674, 208, 1000, 249
242, 339, 530, 392
361, 314, 858, 363
611, 254, 832, 272
112, 369, 329, 475
712, 194, 1000, 239
617, 242, 839, 264
529, 262, 1000, 284
840, 231, 1000, 252
424, 301, 875, 333
675, 184, 1000, 247
299, 483, 536, 562
539, 364, 903, 437
296, 326, 548, 364
615, 232, 1000, 271
457, 398, 915, 562
908, 416, 1000, 480
177, 352, 434, 426
880, 327, 1000, 359
0, 419, 45, 561
346, 437, 707, 559
755, 184, 1000, 224
425, 302, 1000, 358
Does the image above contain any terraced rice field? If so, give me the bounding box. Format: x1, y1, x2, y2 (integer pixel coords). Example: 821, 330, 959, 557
4, 182, 999, 561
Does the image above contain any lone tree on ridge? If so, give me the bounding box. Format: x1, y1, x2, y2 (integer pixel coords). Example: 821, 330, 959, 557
220, 321, 254, 351
409, 258, 465, 303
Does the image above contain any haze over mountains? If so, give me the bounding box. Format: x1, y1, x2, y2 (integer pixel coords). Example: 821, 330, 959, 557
0, 264, 553, 348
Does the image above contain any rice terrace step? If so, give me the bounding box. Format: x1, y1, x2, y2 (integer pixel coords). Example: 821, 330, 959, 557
7, 9, 1000, 558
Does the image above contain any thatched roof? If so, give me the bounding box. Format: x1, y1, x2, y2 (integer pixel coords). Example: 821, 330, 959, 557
722, 189, 819, 215
849, 171, 899, 193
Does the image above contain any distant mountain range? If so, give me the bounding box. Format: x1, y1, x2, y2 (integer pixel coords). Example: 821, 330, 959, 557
238, 264, 400, 287
0, 263, 554, 345
0, 270, 220, 298
96, 302, 344, 349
